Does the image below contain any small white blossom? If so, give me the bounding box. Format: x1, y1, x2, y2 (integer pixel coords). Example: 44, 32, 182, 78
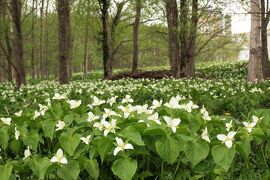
1, 117, 11, 125
243, 121, 256, 133
80, 135, 91, 145
23, 146, 31, 160
163, 116, 181, 133
68, 100, 81, 109
56, 120, 65, 131
217, 131, 236, 148
148, 113, 161, 125
50, 149, 68, 164
201, 127, 210, 143
15, 110, 22, 117
121, 95, 134, 104
87, 112, 99, 122
113, 137, 133, 156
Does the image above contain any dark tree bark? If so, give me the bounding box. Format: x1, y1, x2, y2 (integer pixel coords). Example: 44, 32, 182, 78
186, 0, 198, 78
83, 0, 90, 79
40, 0, 45, 79
57, 0, 71, 84
99, 0, 111, 79
44, 0, 50, 78
132, 0, 141, 74
165, 0, 180, 78
10, 0, 26, 88
179, 0, 189, 77
260, 0, 270, 79
31, 0, 36, 79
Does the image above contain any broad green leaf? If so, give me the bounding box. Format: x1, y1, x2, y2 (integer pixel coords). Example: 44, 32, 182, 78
0, 164, 13, 180
184, 140, 209, 167
236, 136, 251, 161
57, 161, 80, 180
0, 128, 9, 149
30, 156, 51, 179
189, 115, 202, 132
23, 132, 39, 151
10, 140, 21, 154
111, 158, 137, 180
212, 145, 235, 171
42, 120, 55, 140
97, 137, 113, 162
155, 137, 181, 164
84, 159, 99, 180
121, 127, 144, 146
59, 132, 81, 156
143, 126, 167, 137
63, 114, 74, 125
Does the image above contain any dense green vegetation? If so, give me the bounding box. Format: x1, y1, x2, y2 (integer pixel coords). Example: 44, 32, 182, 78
0, 62, 270, 179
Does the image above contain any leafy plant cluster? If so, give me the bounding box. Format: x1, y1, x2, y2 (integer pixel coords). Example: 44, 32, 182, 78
0, 65, 270, 179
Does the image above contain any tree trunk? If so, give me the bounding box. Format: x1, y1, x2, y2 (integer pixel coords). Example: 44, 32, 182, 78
44, 0, 50, 78
248, 0, 263, 82
83, 13, 89, 79
165, 0, 180, 78
179, 0, 189, 77
40, 0, 45, 79
186, 0, 198, 78
57, 0, 70, 84
260, 0, 270, 79
10, 0, 26, 88
132, 0, 141, 74
99, 0, 111, 79
31, 0, 36, 79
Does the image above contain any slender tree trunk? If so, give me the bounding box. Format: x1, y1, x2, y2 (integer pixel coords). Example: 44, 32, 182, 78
165, 0, 180, 78
31, 0, 36, 79
83, 7, 90, 80
132, 0, 141, 74
99, 0, 111, 79
44, 0, 50, 78
40, 0, 44, 79
186, 0, 198, 78
57, 0, 70, 84
248, 0, 262, 82
10, 0, 26, 88
179, 0, 189, 77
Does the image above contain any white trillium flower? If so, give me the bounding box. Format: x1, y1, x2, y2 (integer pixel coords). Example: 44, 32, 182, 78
225, 120, 233, 131
103, 119, 117, 137
107, 96, 118, 106
118, 104, 134, 118
53, 93, 66, 100
121, 95, 134, 104
15, 127, 20, 140
113, 137, 134, 156
135, 104, 149, 114
164, 97, 180, 109
93, 119, 106, 131
23, 146, 31, 160
1, 117, 11, 125
92, 96, 106, 106
148, 113, 161, 125
80, 135, 91, 145
15, 110, 23, 117
56, 120, 65, 131
217, 131, 236, 148
243, 122, 256, 133
252, 115, 262, 123
33, 111, 41, 119
50, 149, 68, 164
150, 100, 163, 109
180, 101, 199, 113
201, 127, 210, 143
163, 116, 181, 133
87, 112, 99, 122
103, 108, 118, 119
68, 100, 81, 109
